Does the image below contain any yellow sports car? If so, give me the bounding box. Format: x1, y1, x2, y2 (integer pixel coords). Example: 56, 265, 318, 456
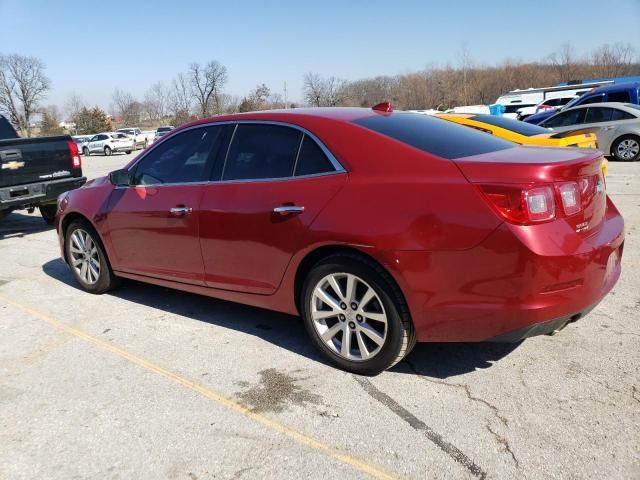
435, 113, 597, 148
435, 113, 606, 175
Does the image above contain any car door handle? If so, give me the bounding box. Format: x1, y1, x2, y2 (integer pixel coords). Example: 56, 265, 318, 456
169, 206, 192, 216
603, 126, 615, 130
273, 205, 305, 215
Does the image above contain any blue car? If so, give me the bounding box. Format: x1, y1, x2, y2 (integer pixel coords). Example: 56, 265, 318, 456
525, 82, 640, 124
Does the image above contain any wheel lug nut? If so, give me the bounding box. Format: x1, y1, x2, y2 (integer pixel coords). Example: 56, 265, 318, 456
350, 302, 357, 310
356, 315, 363, 322
340, 303, 347, 310
339, 314, 345, 321
348, 321, 356, 329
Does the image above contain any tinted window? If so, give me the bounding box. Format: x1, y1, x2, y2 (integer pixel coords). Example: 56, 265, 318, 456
0, 116, 18, 139
585, 108, 614, 123
611, 109, 636, 121
607, 91, 631, 103
98, 134, 108, 140
295, 135, 335, 176
353, 113, 514, 159
223, 125, 301, 180
542, 109, 586, 128
132, 126, 227, 185
469, 114, 550, 137
581, 94, 605, 105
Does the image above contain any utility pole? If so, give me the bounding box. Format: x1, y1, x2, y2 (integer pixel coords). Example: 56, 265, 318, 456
284, 82, 288, 109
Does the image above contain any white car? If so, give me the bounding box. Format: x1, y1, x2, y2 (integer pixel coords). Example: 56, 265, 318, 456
82, 132, 134, 156
116, 127, 154, 150
72, 135, 92, 153
152, 125, 175, 143
516, 96, 577, 120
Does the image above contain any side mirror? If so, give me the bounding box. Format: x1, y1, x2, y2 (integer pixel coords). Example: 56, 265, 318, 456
109, 168, 131, 187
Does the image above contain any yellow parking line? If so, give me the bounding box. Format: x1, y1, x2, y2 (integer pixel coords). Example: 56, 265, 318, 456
0, 294, 398, 480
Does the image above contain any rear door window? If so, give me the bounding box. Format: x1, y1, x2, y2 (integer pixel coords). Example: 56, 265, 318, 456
585, 107, 614, 123
353, 113, 514, 159
222, 124, 302, 181
543, 109, 587, 128
294, 135, 335, 176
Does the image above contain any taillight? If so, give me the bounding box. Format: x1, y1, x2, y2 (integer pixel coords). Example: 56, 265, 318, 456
67, 140, 81, 169
557, 182, 581, 216
479, 184, 556, 225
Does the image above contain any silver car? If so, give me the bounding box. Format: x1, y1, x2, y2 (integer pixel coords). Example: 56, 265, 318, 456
540, 102, 640, 161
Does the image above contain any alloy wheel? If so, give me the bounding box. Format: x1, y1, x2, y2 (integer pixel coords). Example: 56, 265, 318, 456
69, 229, 101, 285
617, 138, 639, 160
310, 273, 387, 361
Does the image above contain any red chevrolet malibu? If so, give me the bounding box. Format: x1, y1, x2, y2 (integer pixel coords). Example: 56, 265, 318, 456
56, 106, 624, 374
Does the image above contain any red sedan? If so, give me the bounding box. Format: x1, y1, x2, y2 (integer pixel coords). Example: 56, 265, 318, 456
55, 106, 624, 375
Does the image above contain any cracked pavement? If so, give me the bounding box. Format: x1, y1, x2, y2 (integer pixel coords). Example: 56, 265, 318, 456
0, 153, 638, 479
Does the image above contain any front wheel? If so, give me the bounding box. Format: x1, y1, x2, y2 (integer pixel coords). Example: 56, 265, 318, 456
65, 220, 119, 294
125, 150, 132, 154
612, 135, 640, 162
301, 253, 416, 375
83, 147, 90, 156
104, 146, 112, 156
39, 204, 57, 225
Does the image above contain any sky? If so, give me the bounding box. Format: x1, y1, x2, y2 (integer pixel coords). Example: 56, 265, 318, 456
1, 0, 639, 115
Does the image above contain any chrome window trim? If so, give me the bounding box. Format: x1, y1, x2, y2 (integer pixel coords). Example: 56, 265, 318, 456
123, 120, 346, 188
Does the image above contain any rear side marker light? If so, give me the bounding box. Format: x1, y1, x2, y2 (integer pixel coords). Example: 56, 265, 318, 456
557, 182, 581, 216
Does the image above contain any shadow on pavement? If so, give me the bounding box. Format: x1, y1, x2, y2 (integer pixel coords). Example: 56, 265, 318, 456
0, 211, 52, 239
42, 257, 521, 378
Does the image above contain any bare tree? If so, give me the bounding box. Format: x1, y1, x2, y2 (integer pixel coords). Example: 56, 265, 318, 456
547, 42, 579, 82
188, 61, 228, 117
64, 93, 85, 122
169, 73, 193, 125
112, 88, 143, 126
0, 53, 51, 137
591, 43, 636, 77
144, 82, 169, 121
303, 73, 347, 107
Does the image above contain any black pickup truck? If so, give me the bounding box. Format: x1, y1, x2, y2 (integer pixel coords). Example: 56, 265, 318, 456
0, 115, 86, 224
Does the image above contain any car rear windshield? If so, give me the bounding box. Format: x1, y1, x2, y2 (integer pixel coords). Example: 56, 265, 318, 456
353, 113, 514, 159
468, 114, 550, 136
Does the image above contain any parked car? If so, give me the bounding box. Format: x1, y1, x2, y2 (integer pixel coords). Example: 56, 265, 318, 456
116, 127, 153, 150
516, 96, 577, 120
1, 114, 85, 224
72, 135, 92, 153
153, 125, 174, 143
83, 132, 134, 156
525, 82, 640, 124
55, 105, 624, 375
540, 103, 640, 161
434, 113, 597, 148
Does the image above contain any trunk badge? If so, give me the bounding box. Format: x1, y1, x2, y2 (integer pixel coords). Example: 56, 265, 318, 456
1, 160, 25, 170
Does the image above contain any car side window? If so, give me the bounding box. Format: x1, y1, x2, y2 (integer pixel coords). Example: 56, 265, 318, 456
543, 109, 586, 128
98, 134, 108, 141
585, 107, 614, 124
581, 94, 605, 105
131, 126, 227, 185
89, 136, 98, 142
607, 91, 631, 103
610, 109, 635, 121
294, 135, 335, 176
223, 124, 302, 181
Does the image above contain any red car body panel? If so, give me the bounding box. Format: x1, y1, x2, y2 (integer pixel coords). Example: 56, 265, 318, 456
56, 109, 624, 343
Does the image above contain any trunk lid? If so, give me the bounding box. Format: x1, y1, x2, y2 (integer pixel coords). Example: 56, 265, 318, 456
454, 145, 607, 237
0, 135, 78, 188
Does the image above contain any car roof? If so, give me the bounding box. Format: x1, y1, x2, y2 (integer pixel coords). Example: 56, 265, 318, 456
590, 82, 640, 93
564, 102, 640, 112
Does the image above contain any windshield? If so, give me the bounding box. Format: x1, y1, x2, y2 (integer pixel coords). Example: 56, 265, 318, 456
468, 114, 550, 136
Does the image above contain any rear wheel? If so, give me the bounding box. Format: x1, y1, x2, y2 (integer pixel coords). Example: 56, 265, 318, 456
612, 135, 640, 162
39, 204, 57, 225
125, 150, 132, 154
65, 220, 119, 293
301, 253, 416, 375
104, 146, 112, 156
83, 147, 90, 156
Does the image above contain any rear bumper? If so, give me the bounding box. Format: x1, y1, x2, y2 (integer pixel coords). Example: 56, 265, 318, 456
0, 176, 86, 210
380, 197, 625, 342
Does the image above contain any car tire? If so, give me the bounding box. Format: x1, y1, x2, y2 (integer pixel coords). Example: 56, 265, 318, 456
143, 139, 148, 149
301, 252, 416, 375
104, 146, 112, 156
125, 150, 131, 154
39, 204, 57, 225
83, 147, 90, 156
65, 219, 119, 294
611, 135, 640, 162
